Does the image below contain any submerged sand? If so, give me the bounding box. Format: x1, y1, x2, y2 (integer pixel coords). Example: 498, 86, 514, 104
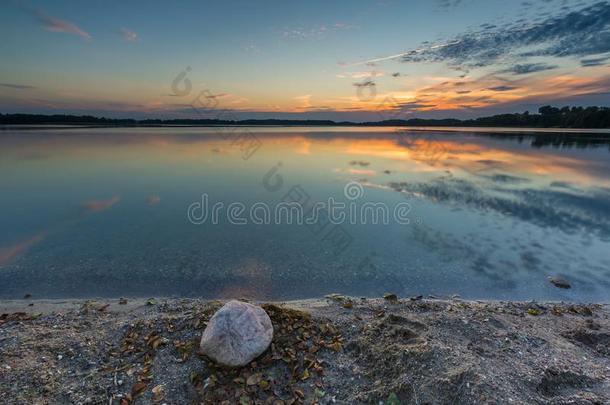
0, 296, 609, 404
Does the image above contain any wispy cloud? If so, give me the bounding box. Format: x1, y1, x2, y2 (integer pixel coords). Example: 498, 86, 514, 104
580, 55, 610, 67
0, 83, 36, 90
399, 2, 610, 67
279, 22, 354, 39
435, 0, 466, 9
33, 9, 91, 40
487, 85, 519, 92
336, 71, 384, 79
498, 63, 558, 75
350, 2, 610, 71
119, 27, 138, 42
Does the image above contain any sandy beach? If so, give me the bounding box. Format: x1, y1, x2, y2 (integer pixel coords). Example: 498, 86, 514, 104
1, 296, 608, 404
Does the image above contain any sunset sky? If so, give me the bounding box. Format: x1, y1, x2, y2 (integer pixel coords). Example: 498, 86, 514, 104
1, 0, 610, 120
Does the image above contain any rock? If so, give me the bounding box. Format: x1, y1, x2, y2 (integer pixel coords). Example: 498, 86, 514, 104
548, 276, 571, 289
325, 293, 347, 303
200, 300, 273, 367
383, 293, 398, 302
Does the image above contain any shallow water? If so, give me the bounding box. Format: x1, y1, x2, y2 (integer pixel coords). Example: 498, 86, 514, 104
1, 126, 609, 301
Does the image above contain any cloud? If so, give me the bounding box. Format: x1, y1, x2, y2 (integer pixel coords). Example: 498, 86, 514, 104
279, 22, 354, 39
336, 71, 383, 79
0, 83, 36, 90
435, 0, 465, 8
119, 27, 138, 42
34, 10, 91, 40
580, 56, 610, 67
396, 2, 610, 68
498, 63, 558, 75
487, 85, 519, 92
353, 79, 376, 88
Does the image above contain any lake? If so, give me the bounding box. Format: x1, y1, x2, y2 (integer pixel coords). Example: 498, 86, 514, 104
1, 126, 609, 301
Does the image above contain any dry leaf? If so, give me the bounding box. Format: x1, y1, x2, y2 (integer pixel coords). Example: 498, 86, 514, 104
131, 382, 146, 397
246, 373, 261, 385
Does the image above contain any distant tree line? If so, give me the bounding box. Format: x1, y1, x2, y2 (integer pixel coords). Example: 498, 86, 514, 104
1, 106, 610, 128
458, 106, 610, 128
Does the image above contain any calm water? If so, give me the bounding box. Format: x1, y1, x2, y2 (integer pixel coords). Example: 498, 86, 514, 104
1, 126, 609, 301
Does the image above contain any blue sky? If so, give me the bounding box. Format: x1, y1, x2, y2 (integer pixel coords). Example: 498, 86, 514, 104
1, 0, 610, 120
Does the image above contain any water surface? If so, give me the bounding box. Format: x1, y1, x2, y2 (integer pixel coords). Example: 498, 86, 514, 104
1, 126, 609, 301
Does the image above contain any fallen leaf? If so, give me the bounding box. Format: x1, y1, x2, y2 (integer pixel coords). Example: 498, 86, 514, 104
246, 373, 261, 385
131, 382, 146, 397
151, 384, 165, 403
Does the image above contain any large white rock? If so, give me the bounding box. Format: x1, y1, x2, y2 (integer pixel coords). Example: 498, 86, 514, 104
200, 300, 273, 367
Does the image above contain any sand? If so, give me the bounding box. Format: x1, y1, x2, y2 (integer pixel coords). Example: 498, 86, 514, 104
1, 296, 609, 404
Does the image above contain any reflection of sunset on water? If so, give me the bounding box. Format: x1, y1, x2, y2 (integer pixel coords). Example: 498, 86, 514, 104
1, 127, 609, 301
0, 232, 46, 266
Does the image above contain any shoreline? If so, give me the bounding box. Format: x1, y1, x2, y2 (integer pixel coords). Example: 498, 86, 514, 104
1, 295, 609, 314
1, 296, 609, 403
3, 124, 610, 134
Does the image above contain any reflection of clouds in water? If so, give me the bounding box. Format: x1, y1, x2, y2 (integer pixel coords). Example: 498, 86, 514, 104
390, 177, 610, 240
520, 251, 542, 272
334, 167, 376, 176
0, 232, 46, 265
217, 258, 273, 299
210, 147, 230, 155
483, 174, 530, 184
146, 195, 161, 206
20, 153, 52, 160
1, 195, 123, 266
550, 181, 574, 189
295, 139, 311, 155
349, 160, 370, 166
81, 196, 121, 213
411, 223, 610, 294
411, 224, 518, 289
